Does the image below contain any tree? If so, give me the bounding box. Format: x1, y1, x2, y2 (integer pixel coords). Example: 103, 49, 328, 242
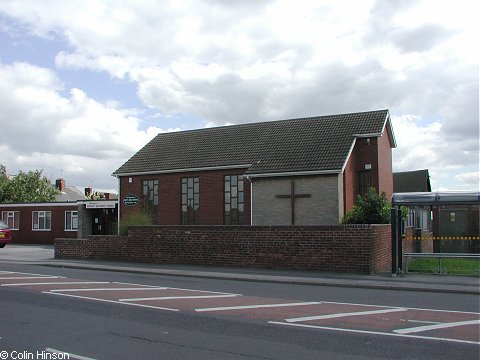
341, 187, 391, 224
0, 168, 59, 203
0, 165, 9, 202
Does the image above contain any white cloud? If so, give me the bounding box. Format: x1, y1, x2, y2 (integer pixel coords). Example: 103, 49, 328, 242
392, 113, 479, 191
0, 62, 176, 189
455, 172, 480, 188
392, 114, 442, 172
0, 0, 478, 190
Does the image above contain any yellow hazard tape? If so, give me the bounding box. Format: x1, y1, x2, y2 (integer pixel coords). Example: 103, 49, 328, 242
404, 236, 480, 241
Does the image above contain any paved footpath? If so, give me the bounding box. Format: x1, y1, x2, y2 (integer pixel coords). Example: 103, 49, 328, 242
0, 244, 479, 294
1, 269, 479, 345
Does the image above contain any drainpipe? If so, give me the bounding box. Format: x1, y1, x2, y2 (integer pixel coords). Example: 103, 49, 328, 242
245, 175, 253, 225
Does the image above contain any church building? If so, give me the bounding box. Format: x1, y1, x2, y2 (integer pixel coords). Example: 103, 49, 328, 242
113, 109, 396, 226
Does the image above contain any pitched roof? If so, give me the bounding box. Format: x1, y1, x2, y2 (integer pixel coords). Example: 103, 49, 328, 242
393, 169, 432, 193
113, 109, 394, 177
55, 186, 87, 202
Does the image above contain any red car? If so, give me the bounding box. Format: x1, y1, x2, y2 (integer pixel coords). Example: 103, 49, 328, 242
0, 220, 12, 248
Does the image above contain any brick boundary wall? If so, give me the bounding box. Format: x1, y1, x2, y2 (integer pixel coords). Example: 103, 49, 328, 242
55, 225, 392, 274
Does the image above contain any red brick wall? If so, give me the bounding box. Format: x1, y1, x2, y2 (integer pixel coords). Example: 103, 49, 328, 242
1, 204, 78, 244
377, 130, 393, 200
343, 145, 357, 213
55, 235, 129, 259
355, 137, 379, 191
343, 132, 393, 215
55, 224, 392, 274
373, 225, 393, 273
119, 169, 251, 225
343, 137, 379, 214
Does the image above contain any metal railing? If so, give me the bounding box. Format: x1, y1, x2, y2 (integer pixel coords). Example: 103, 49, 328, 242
403, 252, 480, 275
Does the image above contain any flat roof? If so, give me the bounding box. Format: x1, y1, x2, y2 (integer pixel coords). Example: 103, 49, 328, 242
391, 191, 480, 206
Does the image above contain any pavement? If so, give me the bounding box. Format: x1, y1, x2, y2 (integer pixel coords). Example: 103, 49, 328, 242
1, 244, 479, 295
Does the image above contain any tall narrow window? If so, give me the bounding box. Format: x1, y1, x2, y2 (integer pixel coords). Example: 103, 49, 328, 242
1, 211, 19, 230
65, 211, 78, 231
357, 171, 371, 197
32, 211, 51, 231
224, 175, 244, 225
142, 179, 158, 221
181, 177, 199, 225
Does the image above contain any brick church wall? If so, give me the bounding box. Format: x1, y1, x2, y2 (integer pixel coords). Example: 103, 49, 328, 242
377, 130, 394, 201
119, 168, 251, 225
343, 130, 394, 216
343, 148, 357, 214
55, 224, 392, 274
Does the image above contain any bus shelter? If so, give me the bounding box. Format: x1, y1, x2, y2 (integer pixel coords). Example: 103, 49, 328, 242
390, 191, 479, 274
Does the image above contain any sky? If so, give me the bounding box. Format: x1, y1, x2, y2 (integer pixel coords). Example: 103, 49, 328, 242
0, 0, 478, 193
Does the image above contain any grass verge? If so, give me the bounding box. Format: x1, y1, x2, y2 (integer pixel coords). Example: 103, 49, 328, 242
407, 257, 480, 276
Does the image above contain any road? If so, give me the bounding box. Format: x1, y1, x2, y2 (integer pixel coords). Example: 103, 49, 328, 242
0, 263, 479, 360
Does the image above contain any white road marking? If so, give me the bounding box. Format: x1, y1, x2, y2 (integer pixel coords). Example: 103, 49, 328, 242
0, 276, 64, 280
2, 281, 110, 287
407, 320, 441, 325
49, 287, 168, 293
269, 321, 480, 345
285, 308, 408, 323
394, 319, 480, 334
320, 300, 480, 315
113, 281, 163, 288
195, 301, 321, 312
0, 271, 62, 276
162, 286, 240, 295
119, 294, 239, 302
46, 347, 98, 360
44, 291, 179, 311
3, 269, 477, 346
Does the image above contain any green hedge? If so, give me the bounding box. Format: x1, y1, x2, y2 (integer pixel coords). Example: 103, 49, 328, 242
342, 188, 391, 224
119, 210, 153, 236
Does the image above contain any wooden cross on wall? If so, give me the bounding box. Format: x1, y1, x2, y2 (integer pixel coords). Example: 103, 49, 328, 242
275, 179, 311, 225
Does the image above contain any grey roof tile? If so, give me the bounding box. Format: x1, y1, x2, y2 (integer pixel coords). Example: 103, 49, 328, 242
393, 169, 432, 192
113, 109, 391, 176
55, 186, 87, 202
